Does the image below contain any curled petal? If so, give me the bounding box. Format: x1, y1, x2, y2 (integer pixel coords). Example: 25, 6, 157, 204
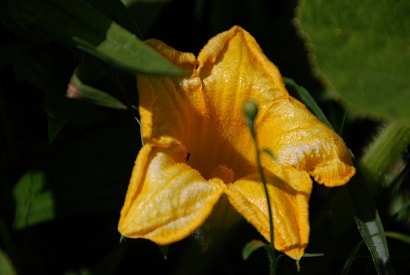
256, 96, 355, 187
118, 142, 225, 244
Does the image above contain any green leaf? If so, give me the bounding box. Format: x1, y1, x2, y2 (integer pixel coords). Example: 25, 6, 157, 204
242, 240, 266, 260
348, 170, 395, 275
69, 69, 127, 109
12, 170, 55, 229
296, 0, 410, 120
0, 249, 17, 275
1, 0, 185, 76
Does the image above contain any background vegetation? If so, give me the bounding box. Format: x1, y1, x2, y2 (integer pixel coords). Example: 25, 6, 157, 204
0, 0, 409, 274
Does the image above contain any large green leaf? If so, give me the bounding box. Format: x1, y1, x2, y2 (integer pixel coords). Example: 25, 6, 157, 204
297, 0, 410, 120
0, 0, 184, 76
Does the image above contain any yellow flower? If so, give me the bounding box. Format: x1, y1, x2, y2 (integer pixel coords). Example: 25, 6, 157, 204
118, 26, 355, 260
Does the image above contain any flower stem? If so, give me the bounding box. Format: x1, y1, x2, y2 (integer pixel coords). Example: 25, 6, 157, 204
244, 101, 277, 274
360, 120, 410, 191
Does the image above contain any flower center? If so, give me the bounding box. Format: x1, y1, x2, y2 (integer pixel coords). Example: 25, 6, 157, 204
185, 139, 255, 184
208, 164, 234, 184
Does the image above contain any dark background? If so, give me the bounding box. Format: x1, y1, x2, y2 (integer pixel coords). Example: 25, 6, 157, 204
1, 0, 408, 274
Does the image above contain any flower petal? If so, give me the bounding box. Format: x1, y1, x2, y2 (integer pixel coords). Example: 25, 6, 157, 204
137, 39, 208, 143
195, 26, 288, 165
256, 97, 355, 186
118, 141, 225, 244
196, 25, 354, 186
127, 25, 355, 259
225, 160, 312, 260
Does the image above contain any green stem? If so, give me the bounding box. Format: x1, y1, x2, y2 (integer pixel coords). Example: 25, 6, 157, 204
251, 127, 275, 251
360, 121, 410, 190
265, 245, 278, 275
244, 101, 276, 275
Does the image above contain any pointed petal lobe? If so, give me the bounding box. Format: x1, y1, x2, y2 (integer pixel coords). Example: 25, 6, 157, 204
225, 159, 312, 260
118, 142, 225, 244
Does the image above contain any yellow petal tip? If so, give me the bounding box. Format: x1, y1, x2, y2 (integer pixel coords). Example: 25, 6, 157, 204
312, 159, 356, 187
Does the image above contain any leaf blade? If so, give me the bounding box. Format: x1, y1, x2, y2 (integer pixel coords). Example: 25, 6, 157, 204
348, 171, 395, 275
296, 0, 410, 120
2, 0, 185, 75
12, 171, 55, 229
68, 69, 127, 110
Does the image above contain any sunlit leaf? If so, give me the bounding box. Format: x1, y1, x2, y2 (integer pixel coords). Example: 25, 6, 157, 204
297, 0, 410, 120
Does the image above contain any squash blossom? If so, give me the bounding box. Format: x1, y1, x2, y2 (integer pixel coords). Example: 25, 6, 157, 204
118, 26, 355, 260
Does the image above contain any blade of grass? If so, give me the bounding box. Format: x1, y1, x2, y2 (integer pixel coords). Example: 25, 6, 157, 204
385, 231, 410, 245
342, 240, 364, 275
348, 168, 395, 275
